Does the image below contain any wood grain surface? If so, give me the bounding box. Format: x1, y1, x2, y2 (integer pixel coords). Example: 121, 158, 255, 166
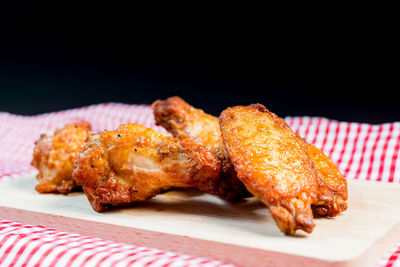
0, 176, 399, 267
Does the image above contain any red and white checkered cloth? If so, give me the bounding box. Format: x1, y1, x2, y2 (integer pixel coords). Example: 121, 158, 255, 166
0, 103, 399, 266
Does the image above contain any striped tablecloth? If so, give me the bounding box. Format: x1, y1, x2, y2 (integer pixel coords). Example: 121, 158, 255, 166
0, 103, 399, 267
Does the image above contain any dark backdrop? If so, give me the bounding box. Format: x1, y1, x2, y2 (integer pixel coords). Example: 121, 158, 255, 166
0, 11, 397, 123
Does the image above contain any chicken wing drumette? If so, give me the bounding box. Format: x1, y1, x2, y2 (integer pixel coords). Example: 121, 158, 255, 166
72, 123, 221, 212
306, 143, 348, 217
152, 96, 249, 201
31, 122, 91, 194
220, 104, 319, 235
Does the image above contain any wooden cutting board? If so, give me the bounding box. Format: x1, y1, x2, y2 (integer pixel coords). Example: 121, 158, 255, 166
0, 176, 399, 267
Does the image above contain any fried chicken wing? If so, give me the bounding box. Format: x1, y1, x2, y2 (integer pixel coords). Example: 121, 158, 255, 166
152, 97, 224, 158
152, 96, 249, 200
219, 104, 318, 235
306, 143, 348, 217
31, 122, 91, 194
72, 123, 222, 212
152, 97, 348, 220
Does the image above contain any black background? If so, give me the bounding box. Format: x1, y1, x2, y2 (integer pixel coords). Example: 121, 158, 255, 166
0, 10, 397, 123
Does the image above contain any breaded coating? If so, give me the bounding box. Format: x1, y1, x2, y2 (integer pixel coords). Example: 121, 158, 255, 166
219, 104, 318, 235
306, 143, 348, 217
72, 123, 222, 212
31, 122, 91, 194
152, 96, 249, 200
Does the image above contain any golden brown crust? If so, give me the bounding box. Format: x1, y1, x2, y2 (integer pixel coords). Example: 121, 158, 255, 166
152, 96, 225, 159
72, 123, 222, 212
152, 96, 249, 201
220, 104, 318, 235
306, 143, 348, 217
31, 122, 91, 194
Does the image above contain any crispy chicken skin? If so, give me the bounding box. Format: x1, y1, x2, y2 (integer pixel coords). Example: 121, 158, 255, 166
152, 97, 224, 158
31, 122, 91, 194
153, 97, 348, 220
219, 104, 318, 235
152, 96, 249, 200
72, 123, 222, 212
306, 143, 348, 217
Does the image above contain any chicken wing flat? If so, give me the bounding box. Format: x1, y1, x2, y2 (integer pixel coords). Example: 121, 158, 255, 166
306, 143, 348, 217
152, 96, 249, 200
31, 122, 91, 194
72, 123, 221, 212
220, 104, 318, 235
